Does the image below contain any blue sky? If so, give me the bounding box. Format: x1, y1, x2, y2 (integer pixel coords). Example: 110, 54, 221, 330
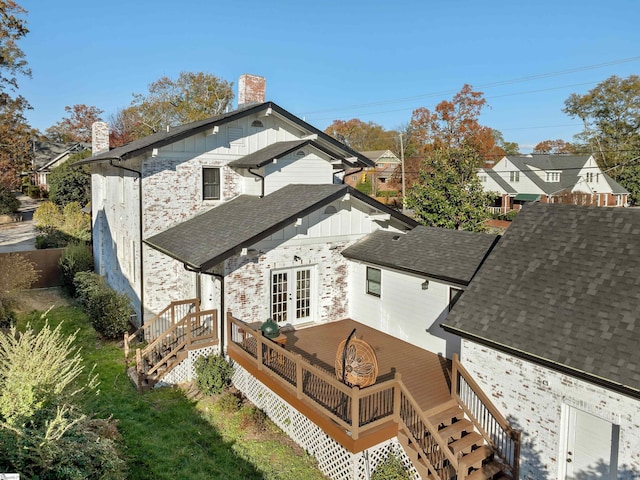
19, 0, 640, 152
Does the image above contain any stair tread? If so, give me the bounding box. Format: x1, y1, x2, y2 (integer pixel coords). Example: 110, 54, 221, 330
459, 445, 493, 469
428, 404, 465, 427
449, 431, 483, 454
466, 460, 504, 480
439, 418, 473, 440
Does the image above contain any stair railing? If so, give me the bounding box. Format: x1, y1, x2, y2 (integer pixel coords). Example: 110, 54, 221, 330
124, 298, 200, 368
451, 353, 520, 479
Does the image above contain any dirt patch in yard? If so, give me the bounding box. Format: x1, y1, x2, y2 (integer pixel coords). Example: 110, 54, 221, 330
13, 287, 72, 313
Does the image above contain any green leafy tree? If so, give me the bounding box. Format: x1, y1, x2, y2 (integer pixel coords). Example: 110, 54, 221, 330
47, 151, 91, 207
128, 71, 234, 137
406, 147, 493, 231
563, 75, 640, 171
616, 163, 640, 206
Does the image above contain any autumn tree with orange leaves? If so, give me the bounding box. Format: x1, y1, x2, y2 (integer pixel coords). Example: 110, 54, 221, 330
533, 139, 576, 154
45, 104, 104, 143
324, 119, 397, 152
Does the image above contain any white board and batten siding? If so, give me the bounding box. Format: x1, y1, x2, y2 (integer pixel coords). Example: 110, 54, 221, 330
348, 262, 461, 359
264, 153, 334, 195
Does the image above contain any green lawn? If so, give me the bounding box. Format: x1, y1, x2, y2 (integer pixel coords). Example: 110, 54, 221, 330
17, 305, 326, 480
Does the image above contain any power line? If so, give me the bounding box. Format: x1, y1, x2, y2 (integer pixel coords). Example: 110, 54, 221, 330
299, 56, 640, 117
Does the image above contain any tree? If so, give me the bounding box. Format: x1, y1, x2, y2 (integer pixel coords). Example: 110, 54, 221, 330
108, 106, 143, 147
47, 151, 91, 207
563, 75, 640, 171
324, 119, 397, 152
533, 139, 576, 154
129, 71, 234, 137
616, 162, 640, 206
408, 84, 506, 160
0, 1, 33, 189
45, 104, 104, 143
405, 147, 493, 232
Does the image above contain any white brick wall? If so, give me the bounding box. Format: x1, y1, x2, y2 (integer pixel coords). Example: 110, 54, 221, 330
461, 340, 640, 479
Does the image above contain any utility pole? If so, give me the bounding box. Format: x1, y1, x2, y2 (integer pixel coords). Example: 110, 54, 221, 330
400, 133, 406, 215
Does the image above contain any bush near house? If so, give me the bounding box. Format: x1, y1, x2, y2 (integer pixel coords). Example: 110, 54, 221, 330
73, 272, 132, 339
0, 253, 39, 329
194, 353, 234, 395
371, 451, 411, 480
34, 201, 91, 248
59, 242, 94, 295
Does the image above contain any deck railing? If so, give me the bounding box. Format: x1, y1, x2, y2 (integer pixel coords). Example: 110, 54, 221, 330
228, 315, 519, 479
451, 353, 520, 479
124, 298, 200, 366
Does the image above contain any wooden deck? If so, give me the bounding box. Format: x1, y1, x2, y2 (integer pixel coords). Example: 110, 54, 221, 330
283, 319, 452, 413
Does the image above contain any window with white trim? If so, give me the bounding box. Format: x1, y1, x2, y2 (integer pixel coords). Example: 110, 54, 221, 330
510, 171, 520, 182
366, 267, 381, 297
203, 167, 221, 200
545, 172, 560, 182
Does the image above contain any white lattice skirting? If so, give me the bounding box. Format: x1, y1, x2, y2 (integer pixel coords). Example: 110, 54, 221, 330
156, 345, 219, 387
232, 364, 420, 480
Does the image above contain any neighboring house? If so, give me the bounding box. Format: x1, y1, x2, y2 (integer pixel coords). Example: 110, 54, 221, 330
345, 149, 401, 194
443, 203, 640, 479
479, 154, 629, 213
83, 76, 520, 479
31, 141, 88, 190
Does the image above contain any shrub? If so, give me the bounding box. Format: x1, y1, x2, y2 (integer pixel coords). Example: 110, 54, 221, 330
0, 301, 16, 330
0, 321, 125, 479
34, 201, 63, 231
371, 451, 411, 480
194, 354, 233, 395
60, 242, 93, 294
0, 188, 19, 214
62, 202, 91, 242
0, 254, 39, 326
72, 271, 132, 339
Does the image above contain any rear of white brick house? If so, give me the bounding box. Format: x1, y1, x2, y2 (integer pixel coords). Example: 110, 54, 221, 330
460, 340, 640, 479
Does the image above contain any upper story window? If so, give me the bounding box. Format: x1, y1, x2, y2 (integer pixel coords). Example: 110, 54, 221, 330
250, 120, 264, 128
586, 172, 598, 183
479, 174, 487, 183
366, 267, 381, 298
545, 171, 560, 182
509, 171, 520, 182
203, 167, 221, 200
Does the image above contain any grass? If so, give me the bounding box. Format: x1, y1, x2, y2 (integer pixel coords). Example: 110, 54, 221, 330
16, 305, 326, 480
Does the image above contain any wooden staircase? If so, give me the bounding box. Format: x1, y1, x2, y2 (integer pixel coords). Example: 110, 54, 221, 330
124, 299, 219, 392
394, 356, 520, 480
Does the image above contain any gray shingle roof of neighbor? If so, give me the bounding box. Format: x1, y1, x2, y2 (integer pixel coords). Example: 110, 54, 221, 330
75, 102, 374, 167
443, 202, 640, 396
342, 226, 499, 286
482, 168, 517, 194
144, 184, 416, 273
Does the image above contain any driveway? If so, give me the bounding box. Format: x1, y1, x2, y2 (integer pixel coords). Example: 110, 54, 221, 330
0, 193, 39, 252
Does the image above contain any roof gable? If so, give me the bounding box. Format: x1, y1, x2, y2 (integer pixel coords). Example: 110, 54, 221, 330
78, 102, 373, 168
443, 203, 640, 396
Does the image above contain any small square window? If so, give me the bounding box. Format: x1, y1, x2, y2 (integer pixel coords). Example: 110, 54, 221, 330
366, 267, 381, 297
203, 167, 220, 200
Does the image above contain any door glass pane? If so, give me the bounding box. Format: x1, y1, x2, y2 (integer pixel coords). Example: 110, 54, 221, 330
271, 272, 287, 324
296, 269, 311, 319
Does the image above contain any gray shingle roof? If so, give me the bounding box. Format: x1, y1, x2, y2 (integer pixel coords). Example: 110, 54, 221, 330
228, 140, 310, 168
443, 203, 640, 395
145, 184, 348, 271
342, 226, 499, 286
77, 102, 374, 167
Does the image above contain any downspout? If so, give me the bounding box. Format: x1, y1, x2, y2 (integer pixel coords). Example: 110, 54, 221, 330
248, 167, 265, 198
110, 159, 145, 325
184, 264, 225, 354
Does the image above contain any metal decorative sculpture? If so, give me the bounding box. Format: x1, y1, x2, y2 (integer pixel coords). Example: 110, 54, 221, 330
335, 329, 378, 388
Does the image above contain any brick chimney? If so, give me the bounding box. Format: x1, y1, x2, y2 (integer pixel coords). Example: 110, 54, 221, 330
92, 121, 109, 156
238, 74, 266, 108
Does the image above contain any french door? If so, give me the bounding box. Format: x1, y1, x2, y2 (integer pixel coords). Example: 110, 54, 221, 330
271, 267, 313, 326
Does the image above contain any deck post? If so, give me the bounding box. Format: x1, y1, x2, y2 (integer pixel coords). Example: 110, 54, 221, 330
393, 372, 402, 423
256, 333, 263, 371
186, 314, 191, 349
352, 385, 360, 440
451, 353, 459, 399
171, 302, 175, 326
296, 354, 303, 399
